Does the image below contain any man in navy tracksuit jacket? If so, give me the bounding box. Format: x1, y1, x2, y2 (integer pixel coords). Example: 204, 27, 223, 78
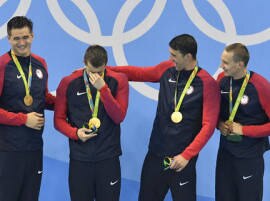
0, 16, 55, 201
216, 43, 270, 201
113, 34, 220, 201
54, 45, 129, 201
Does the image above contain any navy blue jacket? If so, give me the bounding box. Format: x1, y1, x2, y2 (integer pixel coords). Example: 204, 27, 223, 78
0, 51, 55, 151
217, 71, 270, 158
113, 61, 220, 160
54, 67, 129, 162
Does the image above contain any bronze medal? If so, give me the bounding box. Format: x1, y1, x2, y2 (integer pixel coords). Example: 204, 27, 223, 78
171, 111, 183, 123
24, 95, 33, 106
88, 117, 101, 129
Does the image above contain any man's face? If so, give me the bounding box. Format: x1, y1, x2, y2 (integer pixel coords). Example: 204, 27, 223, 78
220, 50, 242, 77
8, 26, 33, 57
169, 47, 187, 71
85, 62, 105, 75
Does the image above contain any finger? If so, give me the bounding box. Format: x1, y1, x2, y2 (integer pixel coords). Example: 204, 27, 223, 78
176, 167, 183, 172
37, 118, 45, 123
36, 122, 44, 127
33, 126, 42, 130
87, 133, 97, 139
34, 113, 44, 117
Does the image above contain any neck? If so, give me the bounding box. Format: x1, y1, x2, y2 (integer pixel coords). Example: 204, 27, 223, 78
11, 50, 31, 57
233, 69, 247, 80
184, 60, 197, 71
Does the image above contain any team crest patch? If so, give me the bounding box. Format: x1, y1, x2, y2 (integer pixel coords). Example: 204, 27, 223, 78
186, 86, 194, 95
241, 95, 249, 105
36, 69, 43, 79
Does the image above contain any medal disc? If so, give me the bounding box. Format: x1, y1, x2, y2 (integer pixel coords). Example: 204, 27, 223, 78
88, 117, 101, 129
24, 95, 33, 106
171, 111, 183, 123
225, 120, 242, 142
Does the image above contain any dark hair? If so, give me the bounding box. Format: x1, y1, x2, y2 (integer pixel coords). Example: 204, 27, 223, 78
225, 43, 249, 66
169, 34, 197, 59
84, 45, 108, 68
7, 16, 33, 36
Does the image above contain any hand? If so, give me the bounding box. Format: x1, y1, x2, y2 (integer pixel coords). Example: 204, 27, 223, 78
25, 112, 44, 130
88, 72, 105, 90
218, 121, 231, 136
230, 122, 243, 135
77, 127, 97, 142
170, 154, 189, 172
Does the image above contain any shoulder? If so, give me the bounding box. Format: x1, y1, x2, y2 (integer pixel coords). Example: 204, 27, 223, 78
197, 68, 217, 86
31, 53, 47, 66
59, 68, 83, 88
106, 66, 128, 84
249, 71, 270, 91
0, 52, 12, 69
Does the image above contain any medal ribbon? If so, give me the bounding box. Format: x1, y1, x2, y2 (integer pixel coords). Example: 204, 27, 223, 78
228, 71, 250, 121
174, 66, 198, 112
83, 69, 104, 118
11, 51, 32, 97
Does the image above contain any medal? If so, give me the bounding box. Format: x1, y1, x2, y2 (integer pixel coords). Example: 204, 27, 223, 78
89, 117, 101, 129
172, 66, 198, 124
84, 70, 104, 131
225, 72, 250, 142
24, 95, 33, 106
163, 157, 173, 171
171, 111, 183, 123
11, 51, 33, 107
225, 120, 242, 142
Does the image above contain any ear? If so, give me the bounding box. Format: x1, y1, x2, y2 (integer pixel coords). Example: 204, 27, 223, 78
185, 53, 193, 60
238, 61, 245, 68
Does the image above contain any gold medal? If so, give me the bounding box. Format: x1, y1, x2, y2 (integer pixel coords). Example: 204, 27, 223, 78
171, 111, 183, 123
24, 95, 33, 106
225, 120, 242, 142
88, 117, 101, 129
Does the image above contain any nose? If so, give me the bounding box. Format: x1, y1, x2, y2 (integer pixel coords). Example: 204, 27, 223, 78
17, 38, 27, 46
220, 63, 225, 70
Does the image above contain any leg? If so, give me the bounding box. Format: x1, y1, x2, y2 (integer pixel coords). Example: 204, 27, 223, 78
19, 151, 43, 201
0, 152, 24, 201
170, 157, 197, 201
69, 159, 95, 201
95, 157, 121, 201
235, 157, 264, 201
215, 150, 237, 201
138, 153, 169, 201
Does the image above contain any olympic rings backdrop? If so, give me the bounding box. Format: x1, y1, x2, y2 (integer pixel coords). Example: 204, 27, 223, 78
1, 1, 270, 200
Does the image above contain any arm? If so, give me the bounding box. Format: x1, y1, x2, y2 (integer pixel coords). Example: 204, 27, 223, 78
0, 54, 27, 125
31, 53, 55, 110
54, 77, 78, 140
0, 108, 27, 126
111, 60, 174, 82
100, 72, 129, 124
45, 90, 55, 110
181, 73, 220, 160
241, 74, 270, 137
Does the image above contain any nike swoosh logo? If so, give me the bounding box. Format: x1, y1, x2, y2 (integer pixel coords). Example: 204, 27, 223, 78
168, 78, 176, 83
37, 170, 43, 174
76, 91, 86, 96
110, 180, 119, 186
179, 181, 189, 186
221, 91, 229, 94
17, 75, 22, 79
243, 175, 253, 180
